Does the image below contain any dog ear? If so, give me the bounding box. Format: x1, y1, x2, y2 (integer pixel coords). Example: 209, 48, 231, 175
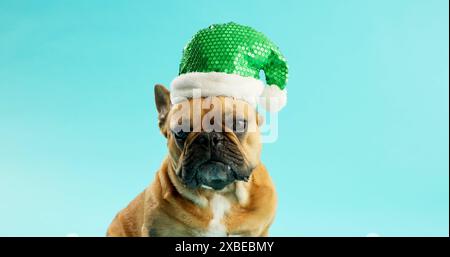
154, 84, 171, 136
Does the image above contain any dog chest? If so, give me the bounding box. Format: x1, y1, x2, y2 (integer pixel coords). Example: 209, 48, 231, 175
202, 194, 231, 237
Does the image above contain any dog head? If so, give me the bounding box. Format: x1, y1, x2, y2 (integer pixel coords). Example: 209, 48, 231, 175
154, 84, 263, 190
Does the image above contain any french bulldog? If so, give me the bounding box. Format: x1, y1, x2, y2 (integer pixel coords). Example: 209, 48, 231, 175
107, 85, 277, 236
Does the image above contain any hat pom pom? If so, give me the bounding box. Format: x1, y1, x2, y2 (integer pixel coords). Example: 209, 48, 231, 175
259, 85, 287, 112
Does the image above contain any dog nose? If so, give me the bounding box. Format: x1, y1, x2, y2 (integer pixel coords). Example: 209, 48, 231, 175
196, 133, 209, 145
195, 132, 223, 147
210, 133, 221, 146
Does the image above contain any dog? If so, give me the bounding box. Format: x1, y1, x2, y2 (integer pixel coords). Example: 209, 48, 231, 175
106, 85, 277, 236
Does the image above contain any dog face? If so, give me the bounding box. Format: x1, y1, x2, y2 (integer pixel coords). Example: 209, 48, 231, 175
154, 85, 262, 190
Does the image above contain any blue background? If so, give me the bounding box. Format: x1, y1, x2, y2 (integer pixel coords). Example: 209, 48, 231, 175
0, 0, 448, 236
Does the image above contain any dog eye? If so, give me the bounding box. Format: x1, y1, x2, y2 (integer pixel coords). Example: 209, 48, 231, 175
172, 130, 189, 140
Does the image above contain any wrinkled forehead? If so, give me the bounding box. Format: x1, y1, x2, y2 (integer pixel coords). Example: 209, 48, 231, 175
168, 97, 257, 128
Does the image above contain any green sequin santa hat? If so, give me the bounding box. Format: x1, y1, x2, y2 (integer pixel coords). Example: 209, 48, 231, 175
170, 22, 288, 112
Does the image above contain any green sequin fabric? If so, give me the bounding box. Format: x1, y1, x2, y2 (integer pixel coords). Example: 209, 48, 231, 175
179, 22, 288, 89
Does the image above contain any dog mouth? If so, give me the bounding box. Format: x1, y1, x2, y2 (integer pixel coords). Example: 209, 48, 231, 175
181, 160, 249, 190
197, 160, 234, 190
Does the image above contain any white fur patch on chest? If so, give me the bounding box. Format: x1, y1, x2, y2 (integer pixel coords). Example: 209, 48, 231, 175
203, 194, 230, 237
